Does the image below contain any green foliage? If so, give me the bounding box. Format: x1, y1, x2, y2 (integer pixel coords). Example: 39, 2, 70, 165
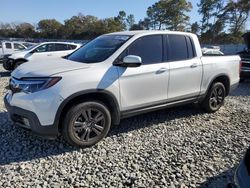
146, 0, 192, 30
190, 22, 200, 35
197, 0, 250, 44
224, 0, 250, 34
37, 19, 63, 39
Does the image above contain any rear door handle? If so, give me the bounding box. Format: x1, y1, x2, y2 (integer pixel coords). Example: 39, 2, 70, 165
190, 63, 198, 68
47, 54, 53, 56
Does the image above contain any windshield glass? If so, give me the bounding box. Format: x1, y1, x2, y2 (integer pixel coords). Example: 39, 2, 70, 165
24, 43, 40, 51
67, 35, 131, 63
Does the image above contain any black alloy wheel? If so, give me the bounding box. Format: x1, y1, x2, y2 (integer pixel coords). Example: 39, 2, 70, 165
63, 101, 111, 147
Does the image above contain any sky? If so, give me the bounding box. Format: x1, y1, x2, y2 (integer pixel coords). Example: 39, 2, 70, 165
0, 0, 249, 30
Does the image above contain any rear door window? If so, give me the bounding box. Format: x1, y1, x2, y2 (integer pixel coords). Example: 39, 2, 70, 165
167, 35, 188, 61
55, 43, 68, 51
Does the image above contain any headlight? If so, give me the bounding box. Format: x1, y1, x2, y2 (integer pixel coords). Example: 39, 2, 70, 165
9, 77, 62, 94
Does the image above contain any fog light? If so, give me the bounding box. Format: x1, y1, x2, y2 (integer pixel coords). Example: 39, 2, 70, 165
23, 118, 30, 127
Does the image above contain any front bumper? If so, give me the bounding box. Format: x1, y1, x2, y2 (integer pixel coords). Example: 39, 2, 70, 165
4, 95, 58, 139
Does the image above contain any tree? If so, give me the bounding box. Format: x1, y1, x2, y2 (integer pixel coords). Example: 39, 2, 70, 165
37, 19, 63, 38
0, 23, 16, 37
15, 23, 35, 38
224, 0, 250, 34
146, 0, 192, 30
114, 11, 127, 30
190, 22, 200, 35
126, 14, 135, 30
197, 0, 225, 33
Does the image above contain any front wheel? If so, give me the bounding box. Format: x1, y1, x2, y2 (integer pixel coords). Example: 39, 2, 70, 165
62, 101, 111, 147
201, 82, 226, 113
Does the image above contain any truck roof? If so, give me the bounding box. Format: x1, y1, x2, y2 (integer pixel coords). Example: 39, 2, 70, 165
107, 30, 197, 37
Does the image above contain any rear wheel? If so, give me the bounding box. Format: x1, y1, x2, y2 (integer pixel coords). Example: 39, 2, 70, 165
62, 101, 111, 147
201, 82, 226, 113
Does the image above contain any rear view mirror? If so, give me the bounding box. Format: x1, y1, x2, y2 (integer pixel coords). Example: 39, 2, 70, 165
122, 55, 142, 67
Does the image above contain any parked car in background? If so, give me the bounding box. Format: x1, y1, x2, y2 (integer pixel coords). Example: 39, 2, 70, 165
0, 41, 33, 61
238, 32, 250, 82
3, 42, 81, 70
202, 47, 224, 56
4, 31, 240, 147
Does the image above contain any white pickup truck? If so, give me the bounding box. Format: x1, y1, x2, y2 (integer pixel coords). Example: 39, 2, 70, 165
4, 31, 240, 147
0, 41, 33, 60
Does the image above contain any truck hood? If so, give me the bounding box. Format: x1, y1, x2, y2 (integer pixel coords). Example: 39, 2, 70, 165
9, 51, 27, 59
12, 58, 90, 79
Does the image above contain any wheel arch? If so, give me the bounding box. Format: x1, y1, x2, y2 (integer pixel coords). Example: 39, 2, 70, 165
14, 58, 28, 63
207, 74, 230, 96
55, 89, 121, 132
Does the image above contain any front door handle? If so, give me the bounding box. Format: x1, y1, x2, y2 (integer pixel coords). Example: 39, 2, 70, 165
156, 68, 168, 74
190, 63, 198, 68
47, 54, 53, 56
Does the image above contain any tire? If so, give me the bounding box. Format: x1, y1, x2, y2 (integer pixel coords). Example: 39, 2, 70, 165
201, 82, 226, 113
3, 60, 12, 71
62, 101, 111, 147
14, 60, 25, 70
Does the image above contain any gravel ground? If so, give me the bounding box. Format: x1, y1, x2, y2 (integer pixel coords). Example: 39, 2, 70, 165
0, 65, 249, 188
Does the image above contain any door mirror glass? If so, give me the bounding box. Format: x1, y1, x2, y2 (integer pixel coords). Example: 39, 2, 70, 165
121, 55, 142, 67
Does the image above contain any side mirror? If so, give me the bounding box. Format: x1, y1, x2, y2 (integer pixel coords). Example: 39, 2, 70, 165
121, 55, 142, 67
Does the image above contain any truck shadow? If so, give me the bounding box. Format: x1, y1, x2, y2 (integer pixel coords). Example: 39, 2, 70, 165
0, 104, 205, 165
230, 81, 250, 97
198, 167, 236, 188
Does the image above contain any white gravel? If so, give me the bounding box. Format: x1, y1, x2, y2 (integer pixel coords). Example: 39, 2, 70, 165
0, 64, 249, 188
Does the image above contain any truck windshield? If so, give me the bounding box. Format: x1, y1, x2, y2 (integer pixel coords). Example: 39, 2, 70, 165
67, 35, 131, 63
